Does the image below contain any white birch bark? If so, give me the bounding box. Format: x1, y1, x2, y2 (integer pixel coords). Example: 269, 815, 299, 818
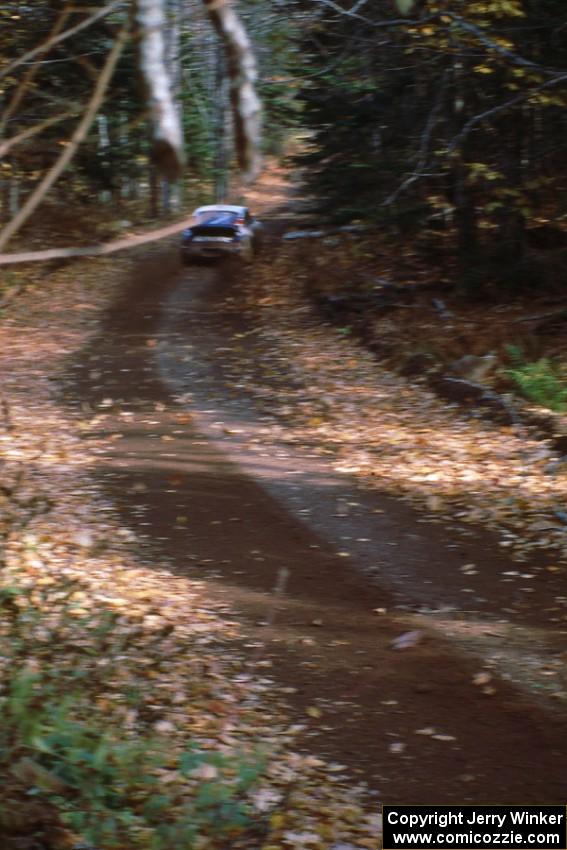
202, 0, 262, 182
135, 0, 186, 180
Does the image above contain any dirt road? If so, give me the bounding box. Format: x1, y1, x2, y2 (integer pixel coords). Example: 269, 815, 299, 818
64, 245, 567, 805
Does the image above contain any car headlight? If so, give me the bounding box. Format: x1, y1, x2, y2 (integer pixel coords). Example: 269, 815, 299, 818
182, 228, 193, 242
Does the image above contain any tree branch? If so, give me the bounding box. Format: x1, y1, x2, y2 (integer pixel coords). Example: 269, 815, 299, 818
449, 72, 567, 153
0, 214, 200, 266
134, 0, 185, 180
309, 2, 563, 76
383, 71, 567, 201
309, 0, 430, 29
0, 2, 74, 135
0, 109, 80, 159
442, 12, 559, 76
0, 1, 125, 81
0, 25, 129, 252
384, 70, 450, 206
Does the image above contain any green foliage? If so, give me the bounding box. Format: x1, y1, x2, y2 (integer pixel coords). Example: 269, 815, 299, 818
506, 345, 567, 411
0, 578, 266, 849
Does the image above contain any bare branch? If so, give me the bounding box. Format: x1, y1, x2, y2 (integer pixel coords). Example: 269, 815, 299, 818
309, 0, 427, 29
72, 53, 101, 81
0, 109, 80, 159
32, 89, 85, 111
134, 0, 185, 180
350, 0, 370, 13
309, 2, 562, 76
449, 72, 567, 153
442, 12, 558, 76
0, 25, 130, 252
384, 71, 450, 206
383, 71, 567, 201
0, 214, 200, 266
0, 1, 125, 81
203, 0, 262, 181
0, 2, 74, 135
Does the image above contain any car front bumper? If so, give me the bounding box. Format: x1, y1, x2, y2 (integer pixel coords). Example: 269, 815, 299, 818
182, 240, 243, 259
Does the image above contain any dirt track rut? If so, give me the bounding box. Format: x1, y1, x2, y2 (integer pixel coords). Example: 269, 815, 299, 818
64, 246, 567, 804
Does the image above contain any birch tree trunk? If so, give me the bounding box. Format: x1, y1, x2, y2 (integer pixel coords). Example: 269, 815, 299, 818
161, 0, 184, 212
202, 0, 262, 182
135, 0, 185, 180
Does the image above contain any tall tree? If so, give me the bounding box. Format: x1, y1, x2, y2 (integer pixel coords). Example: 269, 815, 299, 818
292, 0, 567, 290
0, 0, 263, 258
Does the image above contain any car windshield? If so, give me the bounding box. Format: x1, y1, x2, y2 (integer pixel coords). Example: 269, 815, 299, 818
196, 207, 243, 216
194, 209, 242, 226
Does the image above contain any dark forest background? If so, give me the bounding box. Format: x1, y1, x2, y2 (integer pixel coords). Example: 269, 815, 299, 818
1, 0, 566, 293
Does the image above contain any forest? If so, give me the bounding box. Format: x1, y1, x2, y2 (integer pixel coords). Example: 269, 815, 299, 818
1, 0, 566, 289
2, 2, 567, 850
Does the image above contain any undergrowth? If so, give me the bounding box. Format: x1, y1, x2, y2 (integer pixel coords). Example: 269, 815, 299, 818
506, 345, 567, 412
0, 579, 266, 849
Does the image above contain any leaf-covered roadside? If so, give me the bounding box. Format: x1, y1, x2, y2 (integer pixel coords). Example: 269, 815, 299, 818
233, 237, 567, 569
0, 252, 381, 850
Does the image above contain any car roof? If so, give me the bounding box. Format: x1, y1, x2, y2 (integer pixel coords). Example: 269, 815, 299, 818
194, 204, 247, 215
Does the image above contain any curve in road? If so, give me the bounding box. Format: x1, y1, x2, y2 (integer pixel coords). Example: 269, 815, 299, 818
64, 246, 567, 805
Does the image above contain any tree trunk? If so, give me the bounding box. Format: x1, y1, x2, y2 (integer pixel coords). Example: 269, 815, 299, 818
135, 0, 185, 180
448, 57, 478, 279
214, 44, 230, 202
149, 163, 159, 218
497, 111, 525, 266
202, 0, 262, 182
453, 158, 478, 265
159, 0, 183, 213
